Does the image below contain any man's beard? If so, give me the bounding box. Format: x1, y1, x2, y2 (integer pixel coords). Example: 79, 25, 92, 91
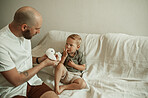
22, 29, 32, 39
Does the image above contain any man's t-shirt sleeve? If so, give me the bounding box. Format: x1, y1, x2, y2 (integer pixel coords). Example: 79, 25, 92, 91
0, 46, 15, 72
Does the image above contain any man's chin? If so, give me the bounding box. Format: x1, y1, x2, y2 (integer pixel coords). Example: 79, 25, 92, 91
24, 36, 32, 39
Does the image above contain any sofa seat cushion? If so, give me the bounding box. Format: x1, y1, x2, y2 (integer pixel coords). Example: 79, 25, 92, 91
32, 30, 148, 98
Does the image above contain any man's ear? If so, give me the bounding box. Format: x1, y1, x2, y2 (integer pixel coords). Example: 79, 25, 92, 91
21, 24, 28, 31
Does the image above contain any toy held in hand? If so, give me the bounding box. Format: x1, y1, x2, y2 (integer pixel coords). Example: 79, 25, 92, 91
46, 48, 62, 61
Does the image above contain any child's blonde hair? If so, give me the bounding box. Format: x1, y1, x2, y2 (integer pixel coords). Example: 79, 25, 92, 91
67, 34, 82, 46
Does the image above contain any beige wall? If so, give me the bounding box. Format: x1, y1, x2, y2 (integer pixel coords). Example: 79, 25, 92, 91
0, 0, 148, 48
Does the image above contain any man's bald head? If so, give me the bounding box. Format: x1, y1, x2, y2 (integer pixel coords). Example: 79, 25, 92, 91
13, 6, 42, 27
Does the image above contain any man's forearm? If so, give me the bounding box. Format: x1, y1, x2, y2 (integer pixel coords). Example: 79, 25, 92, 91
32, 56, 47, 64
17, 62, 46, 86
32, 57, 38, 64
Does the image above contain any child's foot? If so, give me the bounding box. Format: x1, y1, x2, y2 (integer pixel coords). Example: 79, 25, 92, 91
54, 86, 60, 94
58, 85, 65, 94
55, 85, 65, 95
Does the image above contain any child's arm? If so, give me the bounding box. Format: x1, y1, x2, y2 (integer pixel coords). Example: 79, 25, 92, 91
59, 48, 68, 64
68, 60, 86, 71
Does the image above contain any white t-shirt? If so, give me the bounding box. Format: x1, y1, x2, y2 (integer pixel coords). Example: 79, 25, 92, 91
0, 25, 43, 98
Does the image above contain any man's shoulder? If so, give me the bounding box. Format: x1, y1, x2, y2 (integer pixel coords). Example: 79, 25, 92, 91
0, 25, 9, 39
0, 25, 8, 33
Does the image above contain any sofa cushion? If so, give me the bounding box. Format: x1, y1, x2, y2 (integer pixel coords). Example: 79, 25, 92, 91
32, 30, 148, 98
32, 30, 148, 80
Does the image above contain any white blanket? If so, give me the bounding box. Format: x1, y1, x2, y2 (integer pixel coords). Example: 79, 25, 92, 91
32, 30, 148, 98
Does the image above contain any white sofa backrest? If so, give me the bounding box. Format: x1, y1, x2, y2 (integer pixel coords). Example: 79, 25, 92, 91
32, 30, 148, 80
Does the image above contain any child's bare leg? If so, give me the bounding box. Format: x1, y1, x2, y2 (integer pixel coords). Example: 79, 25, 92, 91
54, 63, 66, 94
58, 78, 86, 94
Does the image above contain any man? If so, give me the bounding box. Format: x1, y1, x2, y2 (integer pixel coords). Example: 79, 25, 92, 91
0, 6, 59, 98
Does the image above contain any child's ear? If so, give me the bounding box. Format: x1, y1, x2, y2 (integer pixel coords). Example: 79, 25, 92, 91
77, 45, 80, 49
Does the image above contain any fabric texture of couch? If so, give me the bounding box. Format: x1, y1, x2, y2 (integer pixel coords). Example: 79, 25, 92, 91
32, 30, 148, 98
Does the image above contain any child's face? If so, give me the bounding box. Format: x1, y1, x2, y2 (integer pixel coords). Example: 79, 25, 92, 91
65, 38, 80, 54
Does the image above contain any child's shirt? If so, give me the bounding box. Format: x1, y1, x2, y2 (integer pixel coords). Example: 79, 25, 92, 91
63, 50, 86, 73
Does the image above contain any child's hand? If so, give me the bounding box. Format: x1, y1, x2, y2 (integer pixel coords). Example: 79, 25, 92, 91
68, 59, 75, 67
62, 48, 68, 58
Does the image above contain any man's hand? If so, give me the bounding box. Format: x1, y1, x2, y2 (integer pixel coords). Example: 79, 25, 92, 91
42, 58, 59, 67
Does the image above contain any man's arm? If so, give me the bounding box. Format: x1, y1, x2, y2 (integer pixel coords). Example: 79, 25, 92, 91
32, 54, 47, 64
1, 58, 58, 87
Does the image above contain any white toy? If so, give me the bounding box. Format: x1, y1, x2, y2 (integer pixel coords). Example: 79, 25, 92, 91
46, 48, 62, 61
55, 52, 62, 61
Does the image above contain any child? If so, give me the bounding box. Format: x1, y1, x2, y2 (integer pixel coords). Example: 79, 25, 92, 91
54, 34, 86, 94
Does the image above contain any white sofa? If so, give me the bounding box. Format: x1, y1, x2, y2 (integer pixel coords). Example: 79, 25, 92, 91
32, 30, 148, 98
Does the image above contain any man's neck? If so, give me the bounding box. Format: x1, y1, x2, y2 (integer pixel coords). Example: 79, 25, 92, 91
9, 22, 22, 37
